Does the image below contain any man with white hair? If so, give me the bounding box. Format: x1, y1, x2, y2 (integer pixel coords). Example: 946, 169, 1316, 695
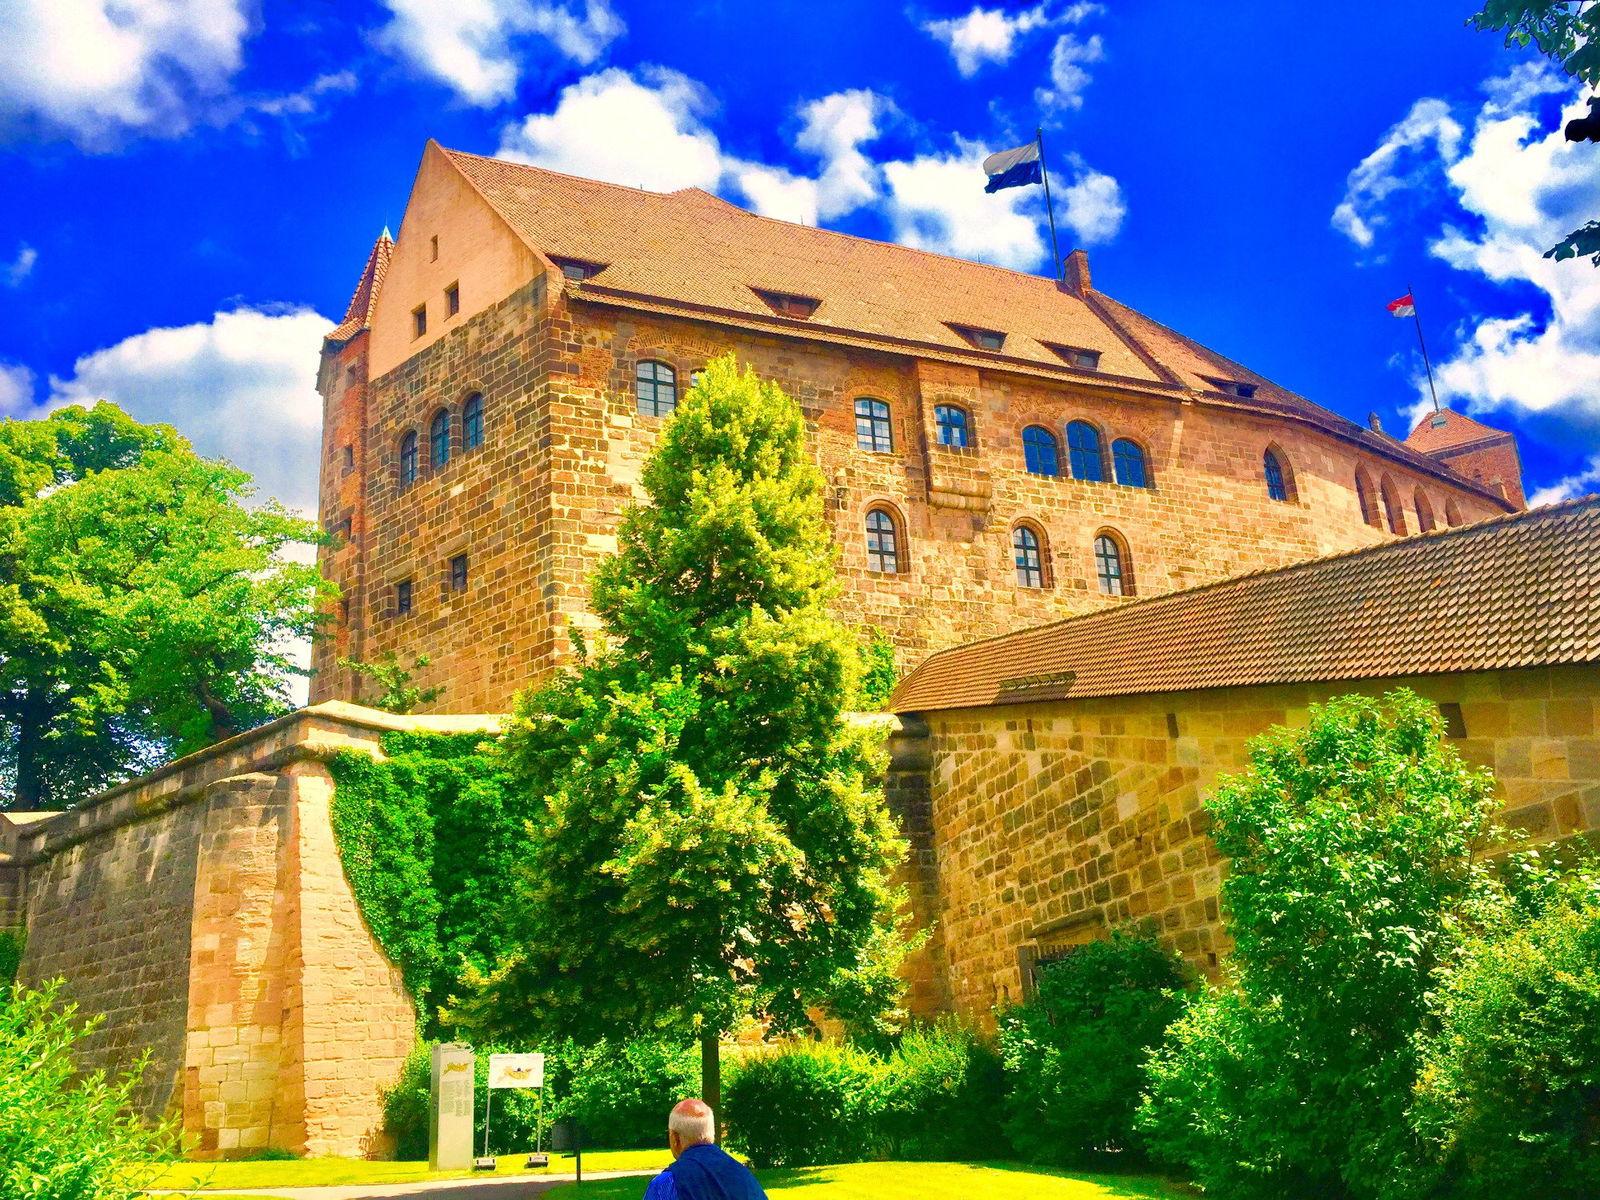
641, 1098, 767, 1200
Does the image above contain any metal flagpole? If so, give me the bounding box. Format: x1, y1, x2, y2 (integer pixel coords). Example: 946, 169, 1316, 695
1408, 280, 1441, 413
1036, 127, 1063, 281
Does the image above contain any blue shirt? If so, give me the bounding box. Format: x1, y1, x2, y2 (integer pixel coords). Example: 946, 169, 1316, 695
642, 1143, 767, 1200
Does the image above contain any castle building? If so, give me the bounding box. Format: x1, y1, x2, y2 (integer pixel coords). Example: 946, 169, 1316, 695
312, 140, 1521, 712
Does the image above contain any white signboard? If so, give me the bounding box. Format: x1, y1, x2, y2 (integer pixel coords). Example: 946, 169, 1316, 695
488, 1052, 545, 1090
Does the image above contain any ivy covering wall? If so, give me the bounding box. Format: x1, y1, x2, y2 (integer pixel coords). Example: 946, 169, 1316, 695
327, 731, 533, 1029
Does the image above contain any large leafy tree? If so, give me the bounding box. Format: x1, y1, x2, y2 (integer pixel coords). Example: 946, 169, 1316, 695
1471, 1, 1600, 264
0, 402, 327, 809
455, 356, 908, 1111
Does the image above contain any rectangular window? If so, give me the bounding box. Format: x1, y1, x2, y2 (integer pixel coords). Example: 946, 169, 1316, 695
430, 234, 439, 262
395, 579, 413, 616
412, 304, 427, 338
450, 553, 468, 592
445, 283, 460, 316
854, 398, 893, 453
342, 444, 354, 471
340, 598, 350, 624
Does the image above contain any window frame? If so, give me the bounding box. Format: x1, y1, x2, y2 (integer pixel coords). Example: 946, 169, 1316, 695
1093, 531, 1131, 597
398, 430, 419, 490
865, 507, 902, 574
429, 408, 451, 471
449, 553, 468, 592
1263, 448, 1291, 503
412, 304, 427, 339
395, 578, 414, 616
1066, 420, 1105, 482
1111, 438, 1150, 488
934, 404, 972, 450
462, 392, 484, 451
1022, 425, 1060, 477
445, 282, 460, 317
636, 359, 678, 418
1013, 522, 1048, 588
855, 398, 894, 454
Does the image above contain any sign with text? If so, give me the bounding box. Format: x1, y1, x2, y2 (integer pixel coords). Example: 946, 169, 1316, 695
488, 1052, 545, 1089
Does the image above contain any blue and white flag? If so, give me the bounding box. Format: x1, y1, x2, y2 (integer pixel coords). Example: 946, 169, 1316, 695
982, 139, 1042, 193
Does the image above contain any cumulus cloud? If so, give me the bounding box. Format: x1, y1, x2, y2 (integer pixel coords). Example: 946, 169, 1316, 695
1057, 156, 1125, 244
0, 0, 252, 147
1529, 457, 1600, 507
796, 89, 891, 219
1331, 97, 1463, 249
4, 245, 37, 287
1036, 31, 1103, 110
922, 3, 1056, 76
0, 362, 35, 416
46, 307, 333, 516
377, 0, 624, 106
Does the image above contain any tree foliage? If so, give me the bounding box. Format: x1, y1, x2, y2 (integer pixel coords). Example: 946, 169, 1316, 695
338, 652, 444, 714
0, 402, 327, 809
1138, 689, 1508, 1200
453, 356, 908, 1076
0, 981, 176, 1200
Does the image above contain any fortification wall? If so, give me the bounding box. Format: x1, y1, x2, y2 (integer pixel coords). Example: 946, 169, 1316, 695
903, 663, 1600, 1023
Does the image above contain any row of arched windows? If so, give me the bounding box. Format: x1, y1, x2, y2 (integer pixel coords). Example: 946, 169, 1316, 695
863, 505, 1135, 596
1355, 467, 1463, 534
398, 392, 485, 489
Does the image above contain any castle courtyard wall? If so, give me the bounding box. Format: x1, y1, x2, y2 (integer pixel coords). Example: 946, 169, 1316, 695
903, 663, 1600, 1023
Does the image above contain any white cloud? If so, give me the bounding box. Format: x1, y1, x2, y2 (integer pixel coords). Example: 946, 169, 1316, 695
0, 0, 252, 147
0, 362, 36, 416
1331, 97, 1463, 249
1057, 156, 1125, 244
732, 165, 821, 226
46, 307, 333, 516
1529, 457, 1600, 507
922, 3, 1055, 76
1036, 31, 1103, 110
4, 245, 37, 287
377, 0, 624, 106
245, 70, 359, 118
497, 66, 723, 190
883, 141, 1051, 269
795, 89, 890, 219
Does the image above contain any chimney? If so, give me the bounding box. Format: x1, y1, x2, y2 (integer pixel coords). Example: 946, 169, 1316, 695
1368, 412, 1383, 432
1061, 248, 1091, 296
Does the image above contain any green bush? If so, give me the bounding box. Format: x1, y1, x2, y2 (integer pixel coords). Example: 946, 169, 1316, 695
724, 1041, 881, 1168
384, 1041, 550, 1159
0, 929, 22, 986
878, 1022, 1006, 1160
999, 929, 1186, 1164
0, 980, 175, 1200
1412, 886, 1600, 1199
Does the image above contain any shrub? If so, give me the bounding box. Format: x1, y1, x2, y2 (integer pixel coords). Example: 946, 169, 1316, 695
0, 929, 21, 986
560, 1038, 700, 1149
1000, 929, 1186, 1164
723, 1041, 881, 1168
384, 1041, 550, 1159
879, 1021, 1006, 1161
0, 980, 175, 1200
1412, 885, 1600, 1199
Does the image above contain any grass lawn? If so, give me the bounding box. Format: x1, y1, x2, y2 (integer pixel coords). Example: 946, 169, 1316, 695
143, 1148, 671, 1191
547, 1160, 1191, 1200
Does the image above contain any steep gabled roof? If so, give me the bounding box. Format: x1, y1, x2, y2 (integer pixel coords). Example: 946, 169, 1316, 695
891, 496, 1600, 714
434, 146, 1512, 508
1406, 407, 1512, 454
327, 228, 393, 346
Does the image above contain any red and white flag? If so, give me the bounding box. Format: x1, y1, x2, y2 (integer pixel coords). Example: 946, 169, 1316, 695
1387, 293, 1416, 318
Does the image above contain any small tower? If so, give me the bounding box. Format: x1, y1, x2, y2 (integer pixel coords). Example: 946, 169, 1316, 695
1404, 408, 1526, 509
311, 229, 393, 703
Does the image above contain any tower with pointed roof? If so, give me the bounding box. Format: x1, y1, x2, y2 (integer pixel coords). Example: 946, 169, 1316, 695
311, 142, 1522, 713
1405, 407, 1526, 508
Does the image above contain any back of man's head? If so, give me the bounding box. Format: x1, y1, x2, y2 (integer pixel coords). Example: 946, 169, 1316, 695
668, 1098, 715, 1149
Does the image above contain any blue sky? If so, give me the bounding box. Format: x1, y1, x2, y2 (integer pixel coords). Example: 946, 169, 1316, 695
2, 0, 1597, 520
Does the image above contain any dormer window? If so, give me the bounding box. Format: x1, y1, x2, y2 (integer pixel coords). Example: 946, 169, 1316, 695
1204, 376, 1258, 399
1044, 343, 1101, 370
949, 323, 1006, 352
752, 288, 820, 319
552, 257, 605, 282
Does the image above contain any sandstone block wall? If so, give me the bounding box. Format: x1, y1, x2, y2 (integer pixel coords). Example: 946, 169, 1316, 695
905, 664, 1600, 1023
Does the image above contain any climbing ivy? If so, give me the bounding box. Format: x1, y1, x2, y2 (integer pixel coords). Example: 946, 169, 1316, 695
327, 731, 532, 1031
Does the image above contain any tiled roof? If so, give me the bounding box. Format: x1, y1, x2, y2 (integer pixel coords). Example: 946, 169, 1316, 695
327, 228, 393, 345
1406, 407, 1510, 454
437, 145, 1510, 507
890, 496, 1600, 714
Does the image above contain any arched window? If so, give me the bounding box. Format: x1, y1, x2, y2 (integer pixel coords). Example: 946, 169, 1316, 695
398, 431, 418, 490
1013, 523, 1048, 588
1022, 425, 1059, 476
1445, 498, 1463, 526
1066, 420, 1104, 482
1111, 438, 1150, 488
855, 398, 893, 453
1263, 448, 1291, 502
934, 404, 971, 449
1355, 468, 1381, 528
1094, 531, 1131, 596
1414, 489, 1436, 533
636, 360, 677, 417
1380, 475, 1405, 534
865, 507, 901, 573
462, 392, 484, 450
429, 409, 450, 470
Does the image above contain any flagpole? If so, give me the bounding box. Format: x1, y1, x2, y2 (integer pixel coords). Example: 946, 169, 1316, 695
1408, 280, 1441, 413
1036, 127, 1063, 281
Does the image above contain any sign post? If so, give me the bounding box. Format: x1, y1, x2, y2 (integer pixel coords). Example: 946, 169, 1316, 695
484, 1052, 547, 1169
429, 1044, 475, 1172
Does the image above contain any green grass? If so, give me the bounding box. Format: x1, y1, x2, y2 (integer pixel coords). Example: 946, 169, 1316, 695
547, 1160, 1191, 1200
143, 1148, 670, 1190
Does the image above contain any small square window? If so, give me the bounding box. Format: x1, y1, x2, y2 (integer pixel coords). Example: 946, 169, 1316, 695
948, 323, 1006, 352
430, 235, 439, 262
412, 305, 427, 339
449, 553, 468, 592
395, 579, 413, 616
552, 257, 605, 282
341, 444, 354, 470
1045, 343, 1101, 370
445, 283, 460, 316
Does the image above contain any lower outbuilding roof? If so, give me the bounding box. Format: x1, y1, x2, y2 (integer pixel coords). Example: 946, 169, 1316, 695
890, 496, 1600, 714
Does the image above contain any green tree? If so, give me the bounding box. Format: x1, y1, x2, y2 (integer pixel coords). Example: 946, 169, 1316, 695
1471, 1, 1600, 264
454, 356, 908, 1113
338, 652, 445, 714
1138, 689, 1508, 1200
0, 402, 328, 809
0, 980, 176, 1200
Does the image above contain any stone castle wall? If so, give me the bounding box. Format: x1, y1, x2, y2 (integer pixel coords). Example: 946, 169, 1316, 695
2, 705, 495, 1158
902, 663, 1600, 1023
316, 281, 1506, 713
